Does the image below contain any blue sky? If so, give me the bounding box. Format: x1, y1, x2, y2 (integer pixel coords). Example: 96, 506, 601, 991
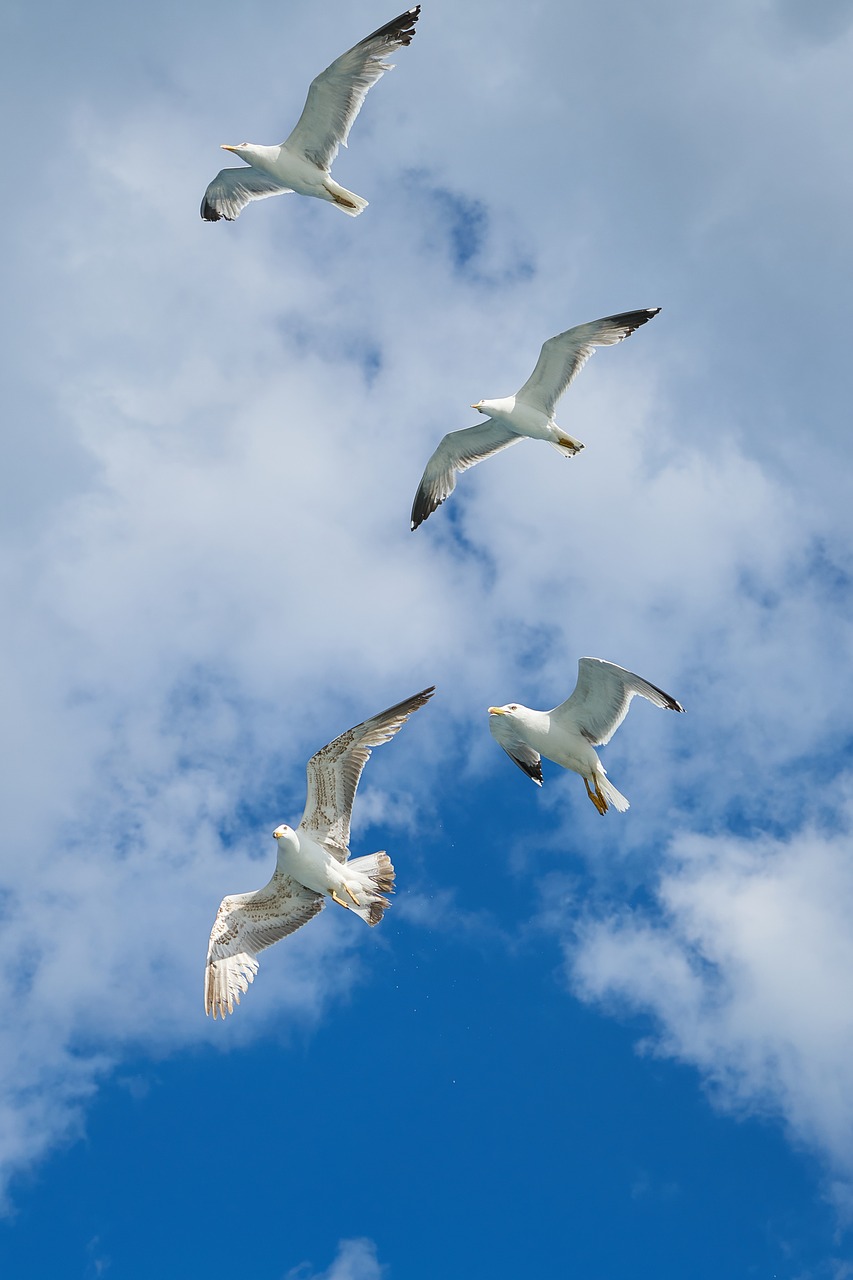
2, 0, 853, 1276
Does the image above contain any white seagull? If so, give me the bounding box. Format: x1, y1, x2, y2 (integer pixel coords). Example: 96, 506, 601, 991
410, 308, 660, 530
200, 7, 420, 222
205, 685, 435, 1018
488, 658, 683, 814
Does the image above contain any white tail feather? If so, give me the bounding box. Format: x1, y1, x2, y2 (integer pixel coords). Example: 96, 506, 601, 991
599, 774, 630, 813
343, 852, 395, 925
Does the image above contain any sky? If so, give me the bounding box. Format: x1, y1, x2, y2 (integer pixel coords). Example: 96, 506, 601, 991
2, 0, 853, 1275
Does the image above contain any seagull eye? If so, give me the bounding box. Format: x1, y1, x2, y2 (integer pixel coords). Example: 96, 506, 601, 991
510, 705, 518, 711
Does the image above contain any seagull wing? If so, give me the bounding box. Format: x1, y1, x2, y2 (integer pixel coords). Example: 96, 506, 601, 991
411, 419, 522, 530
283, 6, 420, 171
299, 685, 435, 858
204, 877, 324, 1018
550, 657, 684, 747
201, 167, 292, 222
514, 308, 661, 417
488, 714, 543, 786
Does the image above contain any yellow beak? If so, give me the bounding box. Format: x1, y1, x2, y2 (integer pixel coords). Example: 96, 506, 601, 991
488, 707, 505, 716
221, 144, 239, 153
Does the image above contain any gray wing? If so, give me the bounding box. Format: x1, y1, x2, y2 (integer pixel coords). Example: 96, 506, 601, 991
200, 167, 292, 222
515, 308, 661, 417
550, 657, 684, 747
410, 419, 522, 530
299, 685, 435, 858
488, 715, 543, 786
204, 877, 324, 1019
283, 7, 420, 170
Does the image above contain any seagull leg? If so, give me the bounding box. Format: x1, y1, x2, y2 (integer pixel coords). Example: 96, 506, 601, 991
331, 890, 351, 910
556, 432, 584, 455
584, 778, 608, 816
344, 883, 361, 907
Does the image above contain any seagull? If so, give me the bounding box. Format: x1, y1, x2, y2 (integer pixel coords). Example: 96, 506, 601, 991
200, 7, 420, 222
488, 658, 683, 814
410, 308, 660, 530
205, 685, 435, 1018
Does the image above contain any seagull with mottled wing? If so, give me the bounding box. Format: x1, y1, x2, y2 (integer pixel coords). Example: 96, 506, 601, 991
205, 685, 435, 1018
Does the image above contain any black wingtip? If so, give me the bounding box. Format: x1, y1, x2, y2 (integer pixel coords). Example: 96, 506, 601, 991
360, 6, 421, 49
646, 679, 685, 714
200, 197, 223, 222
410, 491, 443, 531
516, 756, 543, 786
617, 307, 661, 334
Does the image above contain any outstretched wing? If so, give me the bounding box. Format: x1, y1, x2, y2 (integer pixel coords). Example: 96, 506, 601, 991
514, 308, 661, 417
204, 877, 324, 1019
410, 420, 522, 530
200, 168, 292, 222
283, 7, 420, 170
299, 685, 435, 856
550, 657, 684, 747
488, 714, 543, 786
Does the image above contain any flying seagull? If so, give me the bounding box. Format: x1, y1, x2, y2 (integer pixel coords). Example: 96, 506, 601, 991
488, 658, 683, 813
205, 685, 435, 1018
200, 6, 420, 222
410, 308, 660, 530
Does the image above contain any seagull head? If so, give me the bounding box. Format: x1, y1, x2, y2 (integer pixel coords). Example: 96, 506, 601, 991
488, 703, 540, 735
273, 823, 295, 842
221, 142, 255, 161
471, 400, 485, 413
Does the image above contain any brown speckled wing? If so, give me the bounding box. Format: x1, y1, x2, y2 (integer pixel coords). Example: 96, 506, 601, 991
298, 686, 435, 858
204, 876, 324, 1019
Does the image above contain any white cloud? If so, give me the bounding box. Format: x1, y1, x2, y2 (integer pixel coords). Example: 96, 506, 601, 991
285, 1237, 385, 1280
566, 792, 853, 1209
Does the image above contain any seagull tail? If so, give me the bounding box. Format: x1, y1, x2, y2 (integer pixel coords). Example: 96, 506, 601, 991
344, 852, 395, 925
598, 772, 630, 813
323, 179, 369, 217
